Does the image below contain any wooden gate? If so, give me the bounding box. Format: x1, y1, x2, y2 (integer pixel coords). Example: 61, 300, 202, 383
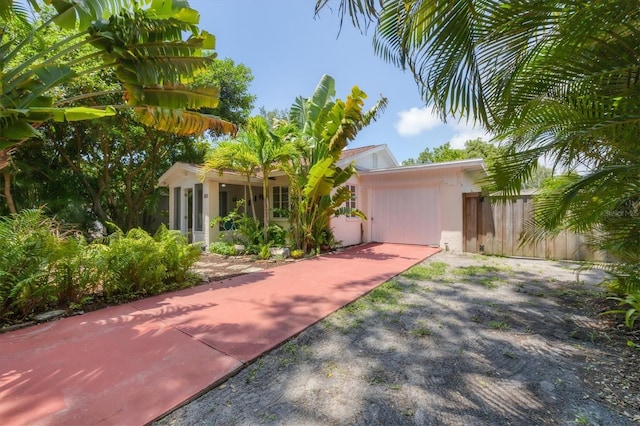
463, 192, 606, 261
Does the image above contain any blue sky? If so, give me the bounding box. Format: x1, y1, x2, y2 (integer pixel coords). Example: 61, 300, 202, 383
190, 0, 485, 163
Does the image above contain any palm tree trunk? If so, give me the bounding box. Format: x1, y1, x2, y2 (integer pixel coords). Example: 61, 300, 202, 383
246, 177, 257, 220
263, 175, 270, 244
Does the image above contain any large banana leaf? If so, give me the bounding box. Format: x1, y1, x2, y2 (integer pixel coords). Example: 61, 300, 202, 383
45, 0, 146, 30
22, 106, 116, 122
303, 157, 335, 199
0, 106, 116, 143
134, 84, 220, 110
135, 107, 237, 136
148, 0, 199, 24
0, 0, 236, 160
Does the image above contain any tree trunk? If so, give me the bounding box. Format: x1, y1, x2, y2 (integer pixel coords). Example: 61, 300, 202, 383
263, 175, 270, 244
246, 177, 257, 220
2, 169, 17, 214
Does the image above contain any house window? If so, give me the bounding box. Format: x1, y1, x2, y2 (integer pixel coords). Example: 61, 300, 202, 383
194, 183, 203, 232
346, 185, 357, 216
173, 187, 181, 230
273, 186, 289, 218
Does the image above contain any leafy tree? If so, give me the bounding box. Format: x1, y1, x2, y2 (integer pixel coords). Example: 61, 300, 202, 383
194, 58, 255, 128
286, 75, 387, 252
404, 139, 502, 166
316, 1, 640, 264
1, 0, 236, 212
2, 53, 255, 229
403, 142, 465, 165
5, 115, 211, 231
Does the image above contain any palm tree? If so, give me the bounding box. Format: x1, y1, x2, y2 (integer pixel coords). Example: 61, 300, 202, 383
202, 138, 260, 221
205, 116, 297, 243
315, 0, 640, 260
1, 0, 236, 172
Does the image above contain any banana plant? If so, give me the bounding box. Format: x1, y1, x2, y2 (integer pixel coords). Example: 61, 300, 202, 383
286, 75, 386, 252
0, 0, 235, 171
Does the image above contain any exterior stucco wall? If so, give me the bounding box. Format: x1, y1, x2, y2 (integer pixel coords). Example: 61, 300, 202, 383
358, 166, 483, 252
330, 177, 364, 247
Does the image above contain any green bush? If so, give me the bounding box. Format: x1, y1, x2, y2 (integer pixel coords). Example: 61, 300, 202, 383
0, 210, 67, 318
258, 244, 271, 260
268, 224, 287, 246
154, 225, 201, 286
604, 291, 640, 330
209, 241, 237, 256
48, 237, 103, 307
604, 263, 640, 295
0, 210, 202, 323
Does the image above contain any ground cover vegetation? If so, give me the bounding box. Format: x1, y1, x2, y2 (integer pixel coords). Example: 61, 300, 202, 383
315, 0, 640, 335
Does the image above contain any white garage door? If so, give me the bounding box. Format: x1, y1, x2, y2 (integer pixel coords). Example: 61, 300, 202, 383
370, 185, 440, 245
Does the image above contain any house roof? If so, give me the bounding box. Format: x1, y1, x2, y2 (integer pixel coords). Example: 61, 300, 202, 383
338, 144, 399, 169
157, 162, 255, 187
340, 145, 382, 160
359, 158, 486, 176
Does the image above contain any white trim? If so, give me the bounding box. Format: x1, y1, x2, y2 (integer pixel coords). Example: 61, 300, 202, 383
359, 158, 486, 176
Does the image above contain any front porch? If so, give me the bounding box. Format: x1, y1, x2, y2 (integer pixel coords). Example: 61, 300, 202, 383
158, 162, 265, 246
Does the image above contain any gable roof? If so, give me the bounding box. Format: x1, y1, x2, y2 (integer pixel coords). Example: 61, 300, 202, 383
338, 144, 399, 169
340, 145, 382, 160
157, 161, 256, 187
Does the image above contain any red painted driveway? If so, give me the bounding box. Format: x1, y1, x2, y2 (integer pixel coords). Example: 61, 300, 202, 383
0, 243, 439, 425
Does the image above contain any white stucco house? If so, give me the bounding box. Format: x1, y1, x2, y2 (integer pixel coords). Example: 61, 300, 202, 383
157, 144, 486, 252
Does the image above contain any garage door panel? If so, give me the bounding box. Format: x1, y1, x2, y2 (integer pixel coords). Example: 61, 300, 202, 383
371, 186, 440, 245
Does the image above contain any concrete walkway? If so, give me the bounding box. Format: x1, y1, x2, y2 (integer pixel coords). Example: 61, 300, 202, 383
0, 243, 439, 425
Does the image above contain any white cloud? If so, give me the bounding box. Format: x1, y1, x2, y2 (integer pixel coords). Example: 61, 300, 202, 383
448, 118, 489, 149
394, 106, 442, 137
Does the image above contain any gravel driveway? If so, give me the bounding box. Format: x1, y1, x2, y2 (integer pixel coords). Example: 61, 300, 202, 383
156, 252, 639, 425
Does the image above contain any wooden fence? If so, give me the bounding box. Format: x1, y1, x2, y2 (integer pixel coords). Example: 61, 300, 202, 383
462, 192, 607, 261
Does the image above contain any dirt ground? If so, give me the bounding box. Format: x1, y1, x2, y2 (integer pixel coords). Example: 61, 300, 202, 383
156, 251, 639, 425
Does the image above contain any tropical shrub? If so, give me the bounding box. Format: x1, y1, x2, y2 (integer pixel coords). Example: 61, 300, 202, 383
268, 224, 287, 247
604, 263, 640, 296
209, 241, 237, 256
285, 75, 385, 252
153, 225, 201, 286
0, 210, 201, 323
211, 200, 288, 254
0, 210, 69, 317
98, 227, 201, 302
290, 249, 305, 259
48, 238, 103, 307
604, 291, 640, 330
258, 244, 271, 260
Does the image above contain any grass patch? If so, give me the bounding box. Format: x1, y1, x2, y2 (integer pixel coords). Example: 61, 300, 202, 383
487, 320, 510, 331
278, 342, 313, 368
364, 279, 403, 305
402, 262, 448, 280
454, 264, 513, 289
245, 359, 264, 383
